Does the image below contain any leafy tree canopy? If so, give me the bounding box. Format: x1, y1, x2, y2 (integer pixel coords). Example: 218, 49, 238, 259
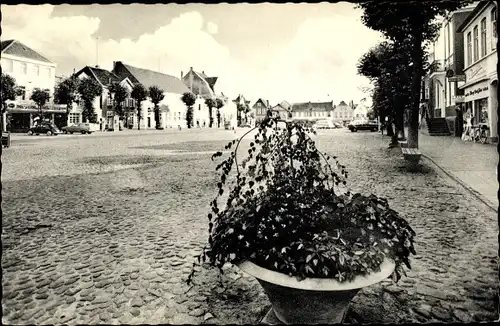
30, 88, 51, 109
1, 73, 19, 107
131, 83, 148, 103
148, 85, 165, 105
54, 76, 80, 106
181, 92, 197, 107
77, 77, 103, 102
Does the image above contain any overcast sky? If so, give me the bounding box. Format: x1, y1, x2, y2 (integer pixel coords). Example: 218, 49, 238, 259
1, 3, 383, 104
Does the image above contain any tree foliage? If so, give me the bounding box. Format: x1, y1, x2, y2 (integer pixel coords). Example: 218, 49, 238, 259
54, 76, 80, 113
149, 85, 165, 129
30, 88, 51, 116
109, 83, 129, 120
181, 92, 197, 129
215, 98, 224, 128
77, 77, 102, 123
1, 73, 19, 113
131, 83, 148, 130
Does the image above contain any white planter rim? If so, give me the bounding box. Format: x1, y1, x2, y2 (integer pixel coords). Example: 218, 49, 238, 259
238, 258, 395, 291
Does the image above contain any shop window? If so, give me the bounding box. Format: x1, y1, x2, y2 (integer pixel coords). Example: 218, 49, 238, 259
69, 113, 80, 124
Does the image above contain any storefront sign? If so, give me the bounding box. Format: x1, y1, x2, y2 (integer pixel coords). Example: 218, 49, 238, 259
453, 95, 465, 103
464, 78, 491, 102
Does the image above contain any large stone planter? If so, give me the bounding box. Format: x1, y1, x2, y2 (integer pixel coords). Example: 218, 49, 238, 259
238, 259, 395, 324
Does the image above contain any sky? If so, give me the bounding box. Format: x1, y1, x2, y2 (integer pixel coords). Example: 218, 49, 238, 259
1, 3, 383, 105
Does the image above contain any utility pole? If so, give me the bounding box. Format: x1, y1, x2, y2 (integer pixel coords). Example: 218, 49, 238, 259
95, 36, 99, 67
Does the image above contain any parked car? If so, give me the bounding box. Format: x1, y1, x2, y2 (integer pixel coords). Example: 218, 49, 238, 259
315, 119, 334, 129
348, 119, 378, 132
62, 123, 94, 134
333, 122, 344, 129
27, 122, 61, 136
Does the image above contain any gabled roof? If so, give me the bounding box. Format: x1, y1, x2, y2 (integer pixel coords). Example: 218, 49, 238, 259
457, 1, 490, 33
1, 39, 53, 64
291, 101, 333, 112
74, 66, 121, 87
271, 103, 290, 112
338, 101, 348, 106
117, 62, 190, 95
280, 100, 291, 110
252, 98, 269, 108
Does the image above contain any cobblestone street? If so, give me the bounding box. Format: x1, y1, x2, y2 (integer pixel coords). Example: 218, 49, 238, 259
1, 129, 498, 324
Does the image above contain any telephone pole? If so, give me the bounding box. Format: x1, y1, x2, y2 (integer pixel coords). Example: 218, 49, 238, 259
95, 36, 99, 67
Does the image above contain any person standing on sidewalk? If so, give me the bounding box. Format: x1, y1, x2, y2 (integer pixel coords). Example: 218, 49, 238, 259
454, 107, 464, 137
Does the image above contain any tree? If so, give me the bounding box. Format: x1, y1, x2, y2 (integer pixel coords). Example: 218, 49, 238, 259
181, 92, 197, 129
131, 84, 148, 130
1, 73, 21, 132
215, 98, 224, 128
358, 1, 470, 148
148, 86, 165, 129
77, 77, 102, 123
109, 83, 129, 129
205, 98, 216, 128
30, 88, 51, 119
54, 75, 80, 117
357, 41, 413, 145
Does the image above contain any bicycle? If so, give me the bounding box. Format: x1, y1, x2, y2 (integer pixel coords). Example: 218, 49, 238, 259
472, 124, 489, 144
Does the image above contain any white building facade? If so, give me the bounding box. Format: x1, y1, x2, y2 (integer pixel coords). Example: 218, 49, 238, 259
1, 40, 64, 131
458, 2, 498, 140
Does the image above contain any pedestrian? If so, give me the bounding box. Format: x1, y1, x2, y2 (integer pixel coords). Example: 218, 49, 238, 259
455, 107, 464, 137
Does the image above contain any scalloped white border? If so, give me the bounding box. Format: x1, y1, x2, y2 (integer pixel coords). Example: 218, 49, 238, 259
237, 259, 395, 291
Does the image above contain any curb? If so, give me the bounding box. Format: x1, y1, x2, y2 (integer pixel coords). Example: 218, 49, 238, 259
420, 153, 497, 213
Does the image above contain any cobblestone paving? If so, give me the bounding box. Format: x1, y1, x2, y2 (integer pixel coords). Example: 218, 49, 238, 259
1, 129, 497, 324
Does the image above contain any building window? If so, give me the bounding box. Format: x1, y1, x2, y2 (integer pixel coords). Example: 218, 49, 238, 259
473, 25, 479, 62
34, 64, 40, 76
20, 62, 27, 74
198, 104, 201, 111
467, 32, 472, 66
481, 18, 487, 57
69, 113, 80, 124
2, 58, 13, 72
17, 86, 26, 100
492, 8, 497, 50
44, 67, 51, 77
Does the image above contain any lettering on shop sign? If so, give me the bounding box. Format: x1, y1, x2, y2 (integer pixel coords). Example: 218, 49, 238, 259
465, 86, 489, 97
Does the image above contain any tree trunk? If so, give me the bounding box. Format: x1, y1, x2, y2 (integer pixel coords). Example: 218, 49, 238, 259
154, 106, 160, 129
209, 107, 213, 128
407, 31, 424, 149
138, 105, 141, 130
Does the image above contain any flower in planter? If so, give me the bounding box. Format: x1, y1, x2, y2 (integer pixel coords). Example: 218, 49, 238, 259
187, 116, 416, 286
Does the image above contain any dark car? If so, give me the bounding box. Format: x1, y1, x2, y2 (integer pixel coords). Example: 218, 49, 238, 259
27, 122, 61, 136
348, 119, 378, 132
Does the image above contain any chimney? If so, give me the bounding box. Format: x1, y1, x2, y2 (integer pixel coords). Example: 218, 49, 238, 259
181, 71, 184, 79
202, 70, 205, 75
95, 65, 99, 68
190, 67, 193, 71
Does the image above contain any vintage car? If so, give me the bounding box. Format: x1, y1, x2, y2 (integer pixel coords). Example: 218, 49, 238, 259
61, 123, 94, 134
347, 119, 378, 132
27, 122, 61, 136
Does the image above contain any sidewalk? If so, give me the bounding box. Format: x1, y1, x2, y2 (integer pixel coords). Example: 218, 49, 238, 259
417, 131, 498, 211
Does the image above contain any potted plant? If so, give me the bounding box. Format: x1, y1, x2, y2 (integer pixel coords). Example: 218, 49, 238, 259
187, 116, 416, 324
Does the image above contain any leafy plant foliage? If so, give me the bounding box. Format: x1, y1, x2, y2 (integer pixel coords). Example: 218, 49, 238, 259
187, 116, 416, 285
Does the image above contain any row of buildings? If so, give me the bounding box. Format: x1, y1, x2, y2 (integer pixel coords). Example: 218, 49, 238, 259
422, 1, 498, 141
1, 38, 370, 132
1, 39, 240, 132
251, 99, 372, 126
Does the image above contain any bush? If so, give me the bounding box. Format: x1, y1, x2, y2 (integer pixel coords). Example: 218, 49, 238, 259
188, 116, 416, 285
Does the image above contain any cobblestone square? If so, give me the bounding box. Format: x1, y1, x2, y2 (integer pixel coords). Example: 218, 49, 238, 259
2, 129, 498, 324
